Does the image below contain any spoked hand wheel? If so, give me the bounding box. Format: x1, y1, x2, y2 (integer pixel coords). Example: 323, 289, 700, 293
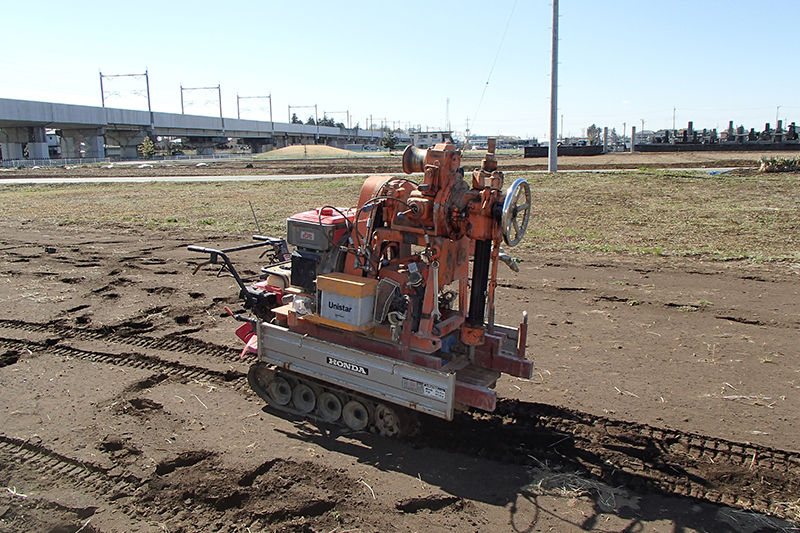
501, 178, 531, 247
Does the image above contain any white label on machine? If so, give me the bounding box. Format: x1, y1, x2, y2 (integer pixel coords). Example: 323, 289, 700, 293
300, 230, 315, 241
402, 377, 447, 401
327, 356, 369, 375
320, 291, 374, 327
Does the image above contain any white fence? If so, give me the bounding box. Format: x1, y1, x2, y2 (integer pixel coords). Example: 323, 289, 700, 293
0, 153, 250, 168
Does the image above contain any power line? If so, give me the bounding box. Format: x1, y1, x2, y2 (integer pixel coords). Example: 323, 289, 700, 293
465, 0, 518, 145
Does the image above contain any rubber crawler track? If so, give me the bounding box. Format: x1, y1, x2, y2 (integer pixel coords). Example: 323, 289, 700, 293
247, 362, 417, 438
2, 321, 798, 523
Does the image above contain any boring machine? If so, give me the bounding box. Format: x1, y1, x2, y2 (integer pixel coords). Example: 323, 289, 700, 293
189, 139, 532, 436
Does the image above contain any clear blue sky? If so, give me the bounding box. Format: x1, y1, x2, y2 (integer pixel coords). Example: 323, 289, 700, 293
2, 1, 797, 140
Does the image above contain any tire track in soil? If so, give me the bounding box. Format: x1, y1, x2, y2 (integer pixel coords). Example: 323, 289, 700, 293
1, 322, 798, 525
0, 434, 365, 532
0, 336, 247, 393
0, 434, 131, 531
0, 338, 384, 531
0, 317, 238, 361
414, 401, 800, 523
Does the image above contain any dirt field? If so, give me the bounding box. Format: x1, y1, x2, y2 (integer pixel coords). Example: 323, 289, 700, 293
0, 153, 798, 532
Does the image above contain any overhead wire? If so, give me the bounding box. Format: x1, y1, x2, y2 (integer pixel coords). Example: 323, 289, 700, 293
465, 0, 518, 147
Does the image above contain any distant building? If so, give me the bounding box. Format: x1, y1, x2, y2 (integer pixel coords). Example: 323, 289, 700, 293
465, 135, 537, 150
411, 131, 452, 149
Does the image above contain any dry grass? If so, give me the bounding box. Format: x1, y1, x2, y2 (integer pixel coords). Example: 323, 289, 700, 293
517, 169, 800, 261
0, 178, 364, 235
0, 169, 798, 261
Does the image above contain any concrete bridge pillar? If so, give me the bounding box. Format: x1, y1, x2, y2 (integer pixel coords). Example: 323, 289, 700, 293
0, 126, 48, 160
106, 129, 147, 160
0, 142, 24, 160
195, 143, 215, 156
243, 137, 273, 154
188, 136, 226, 156
27, 142, 49, 159
27, 127, 49, 159
60, 128, 105, 158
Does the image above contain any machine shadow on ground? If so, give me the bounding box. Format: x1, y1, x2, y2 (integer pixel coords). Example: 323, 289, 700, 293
267, 405, 791, 533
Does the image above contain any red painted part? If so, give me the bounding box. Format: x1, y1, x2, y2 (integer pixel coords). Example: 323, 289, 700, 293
454, 381, 497, 412
471, 350, 533, 379
472, 332, 533, 379
288, 207, 355, 245
235, 322, 258, 357
241, 336, 258, 358
481, 333, 504, 357
252, 281, 284, 302
235, 322, 255, 343
517, 318, 528, 357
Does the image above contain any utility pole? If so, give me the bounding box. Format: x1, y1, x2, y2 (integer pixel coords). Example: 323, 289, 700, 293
218, 84, 224, 132
672, 107, 676, 134
548, 0, 559, 172
145, 69, 152, 128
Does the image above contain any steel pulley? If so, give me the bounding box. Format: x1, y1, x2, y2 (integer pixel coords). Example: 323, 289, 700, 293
501, 178, 531, 246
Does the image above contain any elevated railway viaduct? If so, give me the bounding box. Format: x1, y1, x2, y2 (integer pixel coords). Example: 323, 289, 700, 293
0, 98, 395, 161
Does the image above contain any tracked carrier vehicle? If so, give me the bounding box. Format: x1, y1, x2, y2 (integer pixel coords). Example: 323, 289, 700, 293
190, 139, 533, 436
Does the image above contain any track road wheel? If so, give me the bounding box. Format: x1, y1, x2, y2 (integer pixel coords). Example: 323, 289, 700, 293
248, 363, 273, 401
342, 400, 370, 431
374, 403, 415, 438
317, 392, 343, 422
268, 376, 292, 406
292, 383, 316, 414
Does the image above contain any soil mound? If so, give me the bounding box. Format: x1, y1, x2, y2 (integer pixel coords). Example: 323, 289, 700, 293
259, 145, 357, 158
